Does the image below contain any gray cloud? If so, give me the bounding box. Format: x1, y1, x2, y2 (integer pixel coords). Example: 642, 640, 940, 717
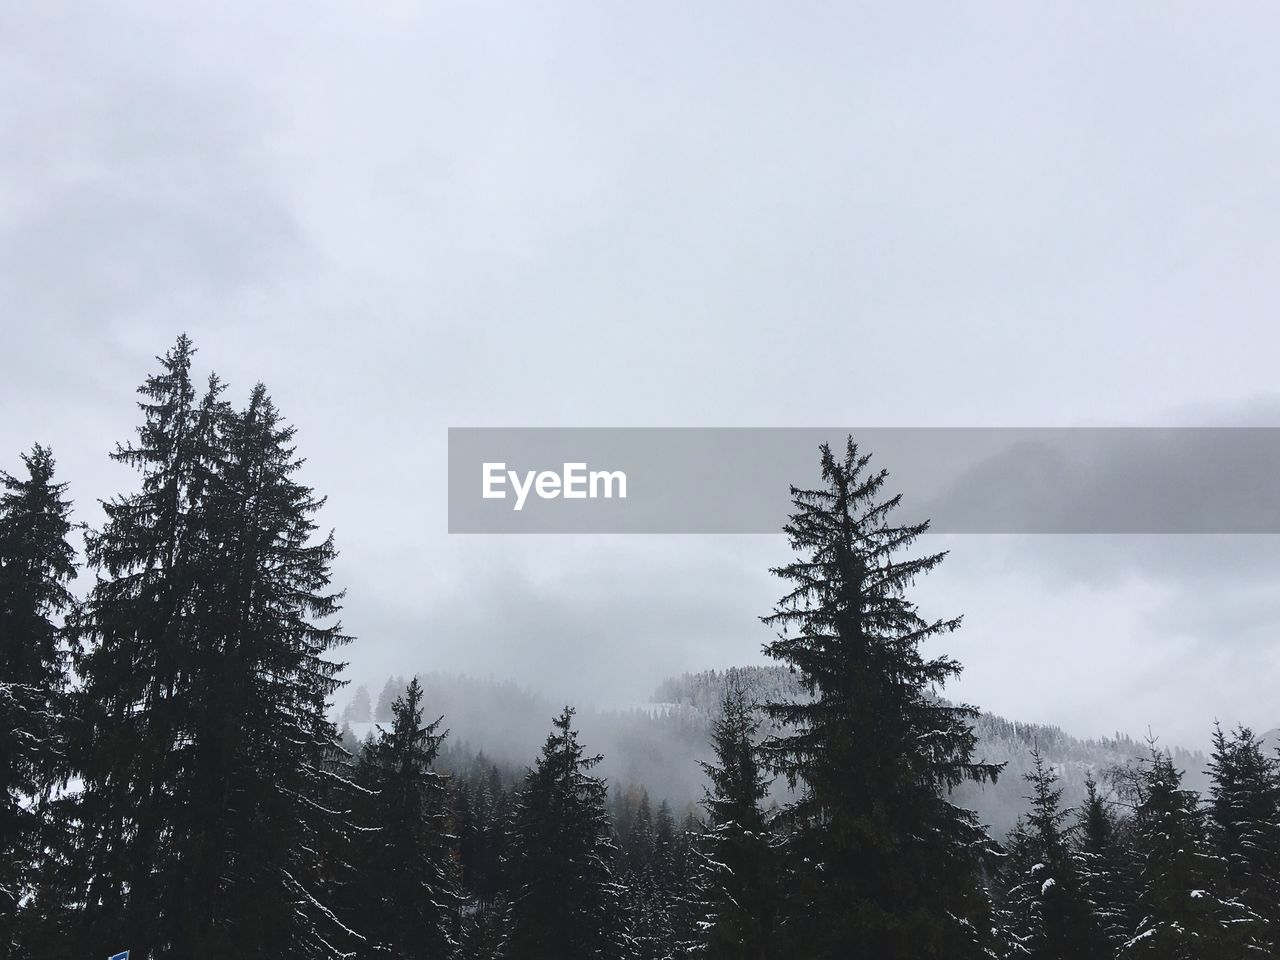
4, 1, 1280, 753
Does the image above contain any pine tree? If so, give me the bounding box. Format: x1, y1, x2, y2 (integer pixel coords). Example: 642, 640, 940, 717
459, 762, 513, 958
0, 445, 76, 949
68, 343, 358, 956
653, 801, 678, 893
486, 764, 513, 901
175, 382, 356, 958
376, 675, 407, 722
627, 789, 655, 875
997, 749, 1106, 959
353, 677, 458, 959
620, 787, 670, 960
641, 800, 686, 959
504, 707, 626, 960
1205, 724, 1280, 951
692, 684, 779, 960
1074, 775, 1132, 950
69, 335, 227, 953
459, 761, 510, 909
761, 439, 1002, 959
667, 811, 703, 959
339, 721, 360, 756
1120, 747, 1262, 959
343, 683, 373, 724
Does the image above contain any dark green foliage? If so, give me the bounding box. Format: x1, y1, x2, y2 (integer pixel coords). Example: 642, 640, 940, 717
761, 439, 1003, 959
1120, 747, 1262, 959
462, 761, 514, 906
452, 755, 517, 958
630, 791, 655, 871
69, 336, 226, 952
61, 339, 356, 957
618, 787, 669, 960
0, 445, 76, 949
692, 684, 780, 960
653, 801, 678, 893
610, 788, 699, 959
504, 707, 626, 960
180, 381, 354, 958
352, 677, 459, 958
1205, 725, 1280, 951
1074, 774, 1134, 950
997, 750, 1106, 959
669, 812, 703, 957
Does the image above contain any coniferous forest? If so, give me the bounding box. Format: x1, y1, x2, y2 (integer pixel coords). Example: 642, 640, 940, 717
6, 337, 1280, 960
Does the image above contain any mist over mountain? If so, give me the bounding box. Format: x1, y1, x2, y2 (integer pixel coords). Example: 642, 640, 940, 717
343, 666, 1219, 837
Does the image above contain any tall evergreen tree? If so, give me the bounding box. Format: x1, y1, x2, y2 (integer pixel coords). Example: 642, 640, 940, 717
1120, 747, 1262, 959
653, 801, 678, 893
68, 343, 357, 957
761, 439, 1002, 959
459, 762, 514, 958
352, 677, 458, 959
1074, 774, 1132, 950
175, 382, 355, 958
1205, 724, 1280, 951
626, 789, 655, 875
666, 810, 703, 958
458, 760, 510, 909
343, 683, 373, 724
997, 749, 1106, 959
642, 800, 686, 960
620, 786, 671, 960
376, 675, 407, 722
0, 445, 76, 948
504, 707, 626, 960
69, 335, 227, 953
692, 684, 779, 960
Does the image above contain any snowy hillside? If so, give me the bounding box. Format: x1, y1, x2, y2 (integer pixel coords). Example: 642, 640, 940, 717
343, 666, 1221, 837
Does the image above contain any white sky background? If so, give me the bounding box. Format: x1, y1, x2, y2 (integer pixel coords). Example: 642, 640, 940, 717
3, 2, 1280, 747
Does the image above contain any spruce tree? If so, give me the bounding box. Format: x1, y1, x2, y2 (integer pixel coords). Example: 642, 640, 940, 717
761, 439, 1002, 959
504, 707, 626, 960
1074, 775, 1131, 950
376, 676, 407, 722
653, 801, 678, 893
69, 344, 358, 956
626, 789, 655, 875
175, 382, 355, 958
353, 677, 458, 959
0, 445, 76, 948
668, 811, 703, 958
339, 721, 360, 756
692, 684, 779, 960
1120, 747, 1262, 959
644, 800, 685, 960
620, 787, 670, 960
997, 750, 1106, 959
69, 335, 227, 953
459, 762, 513, 957
1205, 724, 1280, 951
343, 683, 373, 724
459, 761, 509, 909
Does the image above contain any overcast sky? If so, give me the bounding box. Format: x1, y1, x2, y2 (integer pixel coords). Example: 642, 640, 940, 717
3, 2, 1280, 748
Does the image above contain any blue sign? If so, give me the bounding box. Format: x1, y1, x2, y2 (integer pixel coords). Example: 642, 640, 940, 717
109, 952, 129, 960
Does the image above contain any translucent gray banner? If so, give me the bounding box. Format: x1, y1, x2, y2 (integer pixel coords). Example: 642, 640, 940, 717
447, 428, 1280, 534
